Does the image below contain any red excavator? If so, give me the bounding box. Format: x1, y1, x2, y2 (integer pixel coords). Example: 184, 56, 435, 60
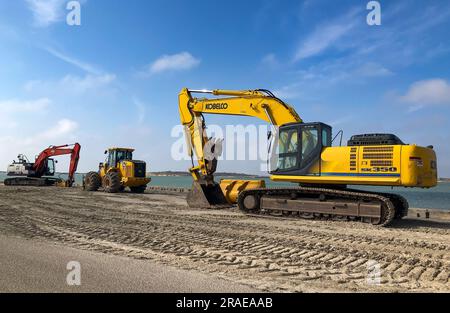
4, 143, 81, 187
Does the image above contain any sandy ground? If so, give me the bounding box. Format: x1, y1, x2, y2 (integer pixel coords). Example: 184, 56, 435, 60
0, 235, 257, 293
0, 185, 448, 292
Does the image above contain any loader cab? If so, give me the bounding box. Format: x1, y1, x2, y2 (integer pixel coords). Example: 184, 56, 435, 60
272, 122, 332, 176
103, 148, 134, 169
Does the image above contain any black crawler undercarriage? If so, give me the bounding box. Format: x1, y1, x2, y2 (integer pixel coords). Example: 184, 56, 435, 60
3, 177, 60, 187
237, 186, 409, 227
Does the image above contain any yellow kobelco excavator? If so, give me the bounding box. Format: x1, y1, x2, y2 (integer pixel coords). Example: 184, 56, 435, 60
179, 88, 438, 226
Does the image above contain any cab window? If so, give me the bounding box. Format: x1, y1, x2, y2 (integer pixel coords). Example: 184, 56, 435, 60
278, 129, 298, 171
302, 129, 318, 159
45, 159, 55, 176
273, 123, 332, 174
116, 150, 132, 162
108, 151, 116, 167
322, 128, 331, 147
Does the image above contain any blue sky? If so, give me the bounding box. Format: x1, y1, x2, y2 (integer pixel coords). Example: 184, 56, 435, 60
0, 0, 450, 176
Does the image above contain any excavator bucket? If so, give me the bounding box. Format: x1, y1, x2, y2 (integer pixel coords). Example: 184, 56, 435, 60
187, 181, 231, 209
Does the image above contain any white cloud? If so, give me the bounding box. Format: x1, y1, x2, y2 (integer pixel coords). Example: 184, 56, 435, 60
59, 74, 116, 93
354, 63, 393, 77
25, 74, 116, 94
261, 53, 280, 68
329, 116, 354, 127
117, 97, 152, 136
400, 79, 450, 111
271, 60, 394, 101
0, 118, 79, 170
38, 118, 78, 140
133, 97, 146, 125
0, 98, 51, 131
146, 52, 201, 74
274, 4, 450, 103
26, 0, 65, 27
0, 98, 51, 113
0, 119, 78, 145
295, 24, 353, 60
43, 46, 102, 75
294, 9, 359, 61
272, 84, 303, 100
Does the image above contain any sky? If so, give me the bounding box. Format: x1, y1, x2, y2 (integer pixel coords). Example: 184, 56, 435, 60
0, 0, 450, 177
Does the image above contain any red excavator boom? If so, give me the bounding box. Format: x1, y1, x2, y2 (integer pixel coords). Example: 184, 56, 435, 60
33, 143, 81, 186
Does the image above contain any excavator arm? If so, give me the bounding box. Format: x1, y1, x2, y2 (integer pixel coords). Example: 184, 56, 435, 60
179, 88, 302, 182
33, 143, 81, 187
178, 88, 303, 208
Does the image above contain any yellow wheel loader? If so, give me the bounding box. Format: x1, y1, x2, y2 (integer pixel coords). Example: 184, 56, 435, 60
179, 88, 438, 226
84, 148, 151, 193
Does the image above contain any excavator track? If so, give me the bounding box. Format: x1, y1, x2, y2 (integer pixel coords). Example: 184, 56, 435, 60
237, 187, 398, 227
346, 188, 409, 219
4, 177, 59, 187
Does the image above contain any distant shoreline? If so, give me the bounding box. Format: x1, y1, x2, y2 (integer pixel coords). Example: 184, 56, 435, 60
0, 171, 268, 178
0, 171, 448, 181
147, 171, 268, 178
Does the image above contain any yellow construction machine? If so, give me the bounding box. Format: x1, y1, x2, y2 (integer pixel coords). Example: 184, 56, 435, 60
84, 147, 150, 193
179, 88, 438, 226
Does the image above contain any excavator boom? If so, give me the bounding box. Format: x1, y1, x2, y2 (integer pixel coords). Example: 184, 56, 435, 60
179, 88, 301, 179
179, 88, 302, 208
33, 143, 81, 185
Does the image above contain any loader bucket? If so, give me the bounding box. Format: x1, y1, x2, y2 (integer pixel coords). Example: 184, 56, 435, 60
187, 181, 231, 209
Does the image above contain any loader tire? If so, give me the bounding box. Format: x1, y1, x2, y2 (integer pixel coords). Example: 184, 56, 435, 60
103, 172, 121, 193
84, 172, 101, 191
130, 186, 147, 194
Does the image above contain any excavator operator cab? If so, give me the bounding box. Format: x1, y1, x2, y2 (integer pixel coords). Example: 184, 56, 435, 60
43, 158, 56, 176
272, 122, 332, 176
